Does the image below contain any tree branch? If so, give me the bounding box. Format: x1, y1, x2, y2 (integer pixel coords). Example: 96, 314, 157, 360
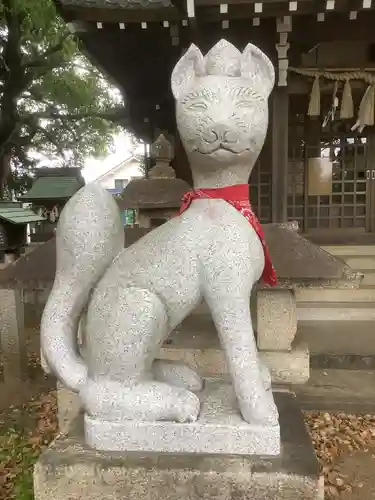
34, 125, 67, 159
24, 31, 71, 69
21, 108, 128, 124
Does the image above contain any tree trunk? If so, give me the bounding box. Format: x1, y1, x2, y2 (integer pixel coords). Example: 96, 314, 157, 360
0, 152, 11, 200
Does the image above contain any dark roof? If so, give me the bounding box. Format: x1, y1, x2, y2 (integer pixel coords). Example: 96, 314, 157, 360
0, 223, 362, 289
0, 207, 45, 225
20, 177, 83, 201
34, 167, 83, 179
0, 201, 22, 208
118, 178, 190, 210
57, 0, 171, 8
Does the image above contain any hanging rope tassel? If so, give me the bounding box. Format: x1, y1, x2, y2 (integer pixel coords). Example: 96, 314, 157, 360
308, 76, 321, 116
352, 85, 375, 132
340, 79, 354, 119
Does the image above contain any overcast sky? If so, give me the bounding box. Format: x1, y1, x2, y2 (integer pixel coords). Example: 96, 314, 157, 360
82, 131, 144, 183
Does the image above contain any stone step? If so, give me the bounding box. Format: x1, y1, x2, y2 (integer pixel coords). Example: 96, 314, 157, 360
321, 246, 375, 276
294, 369, 375, 414
296, 320, 375, 356
321, 245, 375, 257
361, 271, 375, 286
297, 302, 375, 321
344, 256, 375, 271
295, 286, 375, 303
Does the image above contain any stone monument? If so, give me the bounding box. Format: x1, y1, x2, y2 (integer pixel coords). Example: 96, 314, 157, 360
41, 39, 279, 454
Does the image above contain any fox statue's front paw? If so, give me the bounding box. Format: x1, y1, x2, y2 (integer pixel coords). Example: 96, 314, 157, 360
152, 359, 204, 392
239, 383, 279, 427
174, 389, 201, 423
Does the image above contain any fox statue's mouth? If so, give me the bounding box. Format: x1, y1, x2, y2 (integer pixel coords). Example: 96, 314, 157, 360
196, 144, 249, 155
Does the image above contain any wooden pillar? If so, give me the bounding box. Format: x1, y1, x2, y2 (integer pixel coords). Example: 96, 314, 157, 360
271, 87, 289, 223
0, 288, 28, 383
304, 117, 321, 233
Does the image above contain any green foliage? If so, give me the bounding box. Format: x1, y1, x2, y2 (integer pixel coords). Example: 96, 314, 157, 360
0, 392, 58, 500
0, 0, 126, 196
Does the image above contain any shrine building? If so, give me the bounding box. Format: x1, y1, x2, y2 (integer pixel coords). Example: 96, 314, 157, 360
54, 0, 375, 295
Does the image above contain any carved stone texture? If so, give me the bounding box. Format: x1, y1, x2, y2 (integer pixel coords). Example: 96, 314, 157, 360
40, 39, 280, 454
256, 288, 297, 352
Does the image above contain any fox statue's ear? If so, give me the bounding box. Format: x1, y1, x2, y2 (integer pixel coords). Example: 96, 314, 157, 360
171, 44, 205, 100
241, 43, 275, 97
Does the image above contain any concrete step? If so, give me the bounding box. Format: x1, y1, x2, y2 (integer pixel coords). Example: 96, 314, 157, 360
297, 302, 375, 321
321, 245, 375, 257
296, 320, 375, 355
295, 286, 375, 303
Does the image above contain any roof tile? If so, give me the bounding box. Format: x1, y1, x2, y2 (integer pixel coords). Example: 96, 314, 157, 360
20, 177, 83, 201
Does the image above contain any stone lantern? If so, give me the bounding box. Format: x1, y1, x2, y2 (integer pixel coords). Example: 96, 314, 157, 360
118, 134, 190, 229
149, 134, 176, 179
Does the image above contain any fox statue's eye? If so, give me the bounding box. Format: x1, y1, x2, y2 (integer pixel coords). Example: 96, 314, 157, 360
188, 102, 208, 111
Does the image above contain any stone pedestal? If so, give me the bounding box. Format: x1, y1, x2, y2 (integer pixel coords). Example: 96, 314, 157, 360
256, 288, 297, 352
0, 288, 28, 383
33, 392, 323, 500
57, 381, 81, 432
55, 342, 309, 434
85, 380, 280, 455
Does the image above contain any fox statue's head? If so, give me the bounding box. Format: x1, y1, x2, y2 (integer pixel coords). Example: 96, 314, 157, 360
171, 40, 275, 183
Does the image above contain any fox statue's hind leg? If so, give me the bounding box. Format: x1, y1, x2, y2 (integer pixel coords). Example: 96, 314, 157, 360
81, 283, 200, 423
41, 183, 201, 424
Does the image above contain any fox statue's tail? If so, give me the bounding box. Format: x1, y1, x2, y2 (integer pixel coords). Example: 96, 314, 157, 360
40, 183, 124, 392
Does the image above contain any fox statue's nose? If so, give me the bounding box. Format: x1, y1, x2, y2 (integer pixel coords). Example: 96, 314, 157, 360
202, 124, 237, 144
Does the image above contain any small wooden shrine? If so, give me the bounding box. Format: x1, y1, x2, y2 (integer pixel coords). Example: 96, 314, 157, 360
20, 167, 85, 242
0, 201, 45, 262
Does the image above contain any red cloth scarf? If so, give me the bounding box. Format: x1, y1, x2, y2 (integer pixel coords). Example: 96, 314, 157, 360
179, 184, 277, 286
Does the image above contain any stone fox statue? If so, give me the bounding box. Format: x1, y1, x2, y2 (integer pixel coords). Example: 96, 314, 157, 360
41, 40, 279, 427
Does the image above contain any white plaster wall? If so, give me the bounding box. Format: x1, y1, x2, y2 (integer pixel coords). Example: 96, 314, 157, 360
97, 160, 143, 190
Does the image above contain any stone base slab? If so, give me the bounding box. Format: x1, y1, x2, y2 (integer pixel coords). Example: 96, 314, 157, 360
34, 392, 323, 500
54, 344, 309, 434
84, 380, 280, 455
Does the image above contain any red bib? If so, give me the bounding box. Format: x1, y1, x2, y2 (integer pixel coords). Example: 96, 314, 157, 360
179, 184, 277, 287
